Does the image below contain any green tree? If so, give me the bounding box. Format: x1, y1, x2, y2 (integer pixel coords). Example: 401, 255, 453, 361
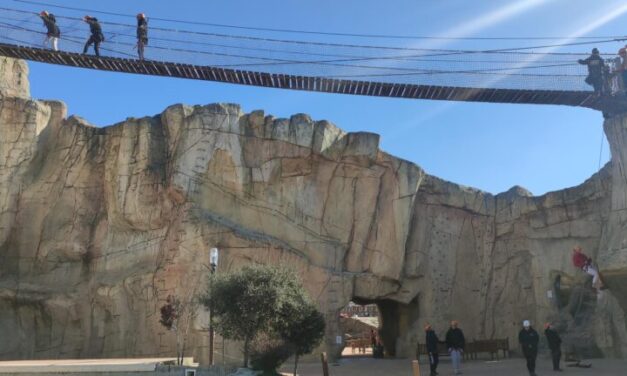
203, 264, 325, 371
277, 301, 326, 376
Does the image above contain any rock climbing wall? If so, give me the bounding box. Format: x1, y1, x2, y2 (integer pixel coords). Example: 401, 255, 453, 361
1, 57, 627, 363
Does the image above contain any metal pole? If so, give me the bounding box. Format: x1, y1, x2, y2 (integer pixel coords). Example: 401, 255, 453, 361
321, 352, 329, 376
209, 265, 215, 366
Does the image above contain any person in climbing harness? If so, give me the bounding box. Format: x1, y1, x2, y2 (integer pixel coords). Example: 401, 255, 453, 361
544, 322, 563, 372
424, 323, 440, 376
82, 15, 104, 57
136, 13, 148, 60
39, 11, 60, 51
519, 320, 539, 376
445, 320, 465, 375
578, 48, 606, 95
571, 246, 604, 292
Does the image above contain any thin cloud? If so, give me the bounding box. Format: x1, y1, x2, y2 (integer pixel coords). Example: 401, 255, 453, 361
384, 0, 553, 141
478, 2, 627, 89
437, 0, 550, 41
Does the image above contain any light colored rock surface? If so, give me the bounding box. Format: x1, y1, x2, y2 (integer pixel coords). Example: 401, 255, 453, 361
0, 57, 29, 99
0, 57, 627, 364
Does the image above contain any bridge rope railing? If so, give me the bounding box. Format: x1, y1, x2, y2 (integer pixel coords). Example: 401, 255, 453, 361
0, 1, 624, 92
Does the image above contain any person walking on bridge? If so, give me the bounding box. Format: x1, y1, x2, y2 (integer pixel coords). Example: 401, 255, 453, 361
82, 15, 104, 57
544, 322, 563, 372
425, 324, 439, 376
445, 320, 465, 375
519, 320, 539, 376
39, 11, 59, 51
578, 48, 606, 94
136, 13, 148, 60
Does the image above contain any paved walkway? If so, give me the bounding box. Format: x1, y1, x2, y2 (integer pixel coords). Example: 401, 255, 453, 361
281, 357, 627, 376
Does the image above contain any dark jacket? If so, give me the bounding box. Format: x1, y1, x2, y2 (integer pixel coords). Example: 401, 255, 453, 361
544, 328, 561, 351
426, 329, 439, 353
137, 18, 148, 42
40, 14, 60, 37
85, 17, 104, 41
445, 327, 465, 350
519, 327, 539, 355
578, 54, 605, 77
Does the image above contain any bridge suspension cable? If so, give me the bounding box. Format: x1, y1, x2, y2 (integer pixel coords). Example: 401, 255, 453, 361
0, 2, 623, 92
8, 0, 627, 42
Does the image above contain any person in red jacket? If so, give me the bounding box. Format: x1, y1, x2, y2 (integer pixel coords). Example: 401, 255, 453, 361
572, 246, 603, 291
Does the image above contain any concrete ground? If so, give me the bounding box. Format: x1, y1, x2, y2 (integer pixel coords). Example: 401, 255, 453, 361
0, 358, 186, 373
281, 357, 627, 376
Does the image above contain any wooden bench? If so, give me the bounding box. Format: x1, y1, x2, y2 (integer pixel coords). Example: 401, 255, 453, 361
417, 338, 509, 361
416, 341, 449, 361
465, 338, 510, 360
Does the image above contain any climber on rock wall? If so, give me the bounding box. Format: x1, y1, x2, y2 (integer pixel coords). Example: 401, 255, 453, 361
571, 246, 605, 295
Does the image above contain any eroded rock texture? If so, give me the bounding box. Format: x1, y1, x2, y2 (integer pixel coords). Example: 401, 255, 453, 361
1, 57, 626, 363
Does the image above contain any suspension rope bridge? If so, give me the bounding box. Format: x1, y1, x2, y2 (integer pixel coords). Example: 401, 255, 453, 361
1, 0, 627, 113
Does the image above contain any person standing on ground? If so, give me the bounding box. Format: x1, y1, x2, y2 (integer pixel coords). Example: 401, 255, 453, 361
136, 13, 148, 60
445, 320, 465, 375
82, 15, 104, 57
519, 320, 539, 376
544, 322, 563, 372
370, 328, 377, 348
39, 11, 60, 51
425, 324, 439, 376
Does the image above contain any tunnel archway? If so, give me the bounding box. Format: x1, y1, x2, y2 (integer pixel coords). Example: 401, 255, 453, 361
339, 296, 419, 358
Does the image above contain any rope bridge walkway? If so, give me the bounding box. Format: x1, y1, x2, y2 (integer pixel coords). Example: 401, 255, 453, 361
1, 1, 627, 113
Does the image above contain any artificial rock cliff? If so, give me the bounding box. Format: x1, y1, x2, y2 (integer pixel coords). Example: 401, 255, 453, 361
1, 56, 627, 364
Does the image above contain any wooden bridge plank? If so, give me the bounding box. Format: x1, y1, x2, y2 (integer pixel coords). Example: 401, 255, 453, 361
250, 71, 260, 86
222, 68, 232, 83
152, 61, 166, 76
112, 59, 126, 72
125, 60, 138, 74
423, 86, 434, 99
130, 60, 142, 74
429, 85, 441, 100
262, 73, 272, 87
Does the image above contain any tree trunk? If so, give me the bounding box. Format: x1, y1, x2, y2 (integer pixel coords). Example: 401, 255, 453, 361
243, 337, 250, 368
176, 332, 183, 365
181, 338, 187, 366
293, 354, 299, 376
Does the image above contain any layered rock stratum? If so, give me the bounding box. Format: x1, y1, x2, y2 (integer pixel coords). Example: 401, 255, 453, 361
1, 57, 626, 363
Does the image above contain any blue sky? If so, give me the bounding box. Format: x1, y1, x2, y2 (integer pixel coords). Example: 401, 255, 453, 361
16, 0, 627, 195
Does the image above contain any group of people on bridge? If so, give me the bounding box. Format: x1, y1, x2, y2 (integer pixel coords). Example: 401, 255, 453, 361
579, 46, 627, 96
38, 10, 148, 60
34, 10, 627, 97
